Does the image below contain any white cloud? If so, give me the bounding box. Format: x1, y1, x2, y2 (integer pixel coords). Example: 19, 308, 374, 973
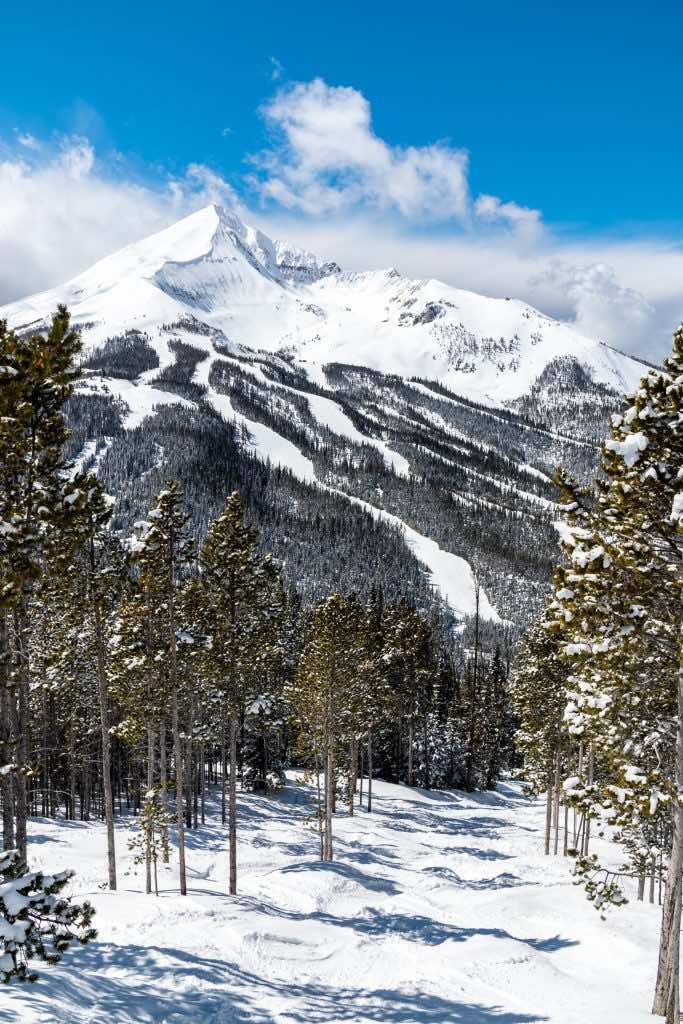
0, 135, 240, 304
254, 78, 470, 221
16, 132, 40, 151
474, 193, 543, 242
269, 57, 284, 82
0, 85, 681, 365
58, 137, 95, 179
529, 261, 655, 349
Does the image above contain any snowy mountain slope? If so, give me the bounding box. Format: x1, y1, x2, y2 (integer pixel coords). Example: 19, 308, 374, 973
7, 776, 660, 1024
2, 204, 649, 625
2, 204, 649, 406
78, 330, 500, 620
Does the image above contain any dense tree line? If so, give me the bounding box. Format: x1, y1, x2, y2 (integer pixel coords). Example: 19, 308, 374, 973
0, 309, 514, 984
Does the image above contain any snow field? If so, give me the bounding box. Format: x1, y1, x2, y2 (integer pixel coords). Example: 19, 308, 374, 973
7, 777, 659, 1024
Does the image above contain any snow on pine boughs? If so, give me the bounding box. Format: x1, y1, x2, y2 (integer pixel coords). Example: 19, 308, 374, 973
548, 325, 683, 928
0, 849, 96, 983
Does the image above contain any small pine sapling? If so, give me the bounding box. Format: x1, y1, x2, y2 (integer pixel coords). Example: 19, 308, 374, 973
0, 849, 96, 982
127, 789, 171, 896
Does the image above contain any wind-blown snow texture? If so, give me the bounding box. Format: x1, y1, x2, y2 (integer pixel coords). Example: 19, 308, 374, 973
6, 777, 658, 1023
0, 205, 652, 622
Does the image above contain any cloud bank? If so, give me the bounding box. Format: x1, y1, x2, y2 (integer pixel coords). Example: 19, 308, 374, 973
0, 135, 238, 302
0, 80, 681, 362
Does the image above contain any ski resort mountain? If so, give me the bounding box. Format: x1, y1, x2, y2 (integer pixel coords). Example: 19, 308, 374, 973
0, 205, 652, 626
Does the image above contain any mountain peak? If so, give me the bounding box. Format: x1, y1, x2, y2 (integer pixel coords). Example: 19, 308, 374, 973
0, 205, 648, 405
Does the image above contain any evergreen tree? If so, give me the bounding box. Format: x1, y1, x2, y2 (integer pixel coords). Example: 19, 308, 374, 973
128, 788, 171, 897
0, 849, 96, 982
550, 325, 683, 1020
197, 491, 281, 893
383, 602, 435, 787
288, 594, 364, 861
481, 646, 511, 791
0, 307, 81, 861
511, 612, 571, 854
116, 481, 194, 895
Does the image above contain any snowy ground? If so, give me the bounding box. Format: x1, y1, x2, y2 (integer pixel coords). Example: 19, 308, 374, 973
5, 777, 659, 1024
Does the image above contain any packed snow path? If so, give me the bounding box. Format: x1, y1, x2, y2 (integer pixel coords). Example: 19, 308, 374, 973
7, 778, 659, 1024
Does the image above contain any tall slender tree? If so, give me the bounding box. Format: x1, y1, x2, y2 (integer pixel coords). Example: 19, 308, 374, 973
197, 491, 281, 893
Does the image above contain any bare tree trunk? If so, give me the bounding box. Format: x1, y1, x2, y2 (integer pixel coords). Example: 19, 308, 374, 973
544, 771, 553, 856
172, 694, 187, 896
160, 722, 167, 798
423, 717, 430, 791
582, 744, 594, 857
145, 726, 154, 895
652, 646, 683, 1021
650, 858, 657, 905
0, 611, 15, 851
358, 744, 364, 808
229, 710, 237, 894
91, 565, 117, 890
553, 748, 561, 856
160, 722, 169, 863
317, 749, 325, 860
221, 719, 227, 827
348, 738, 356, 816
367, 731, 373, 814
574, 744, 583, 846
68, 717, 76, 821
324, 742, 334, 862
637, 873, 646, 902
12, 602, 29, 863
407, 721, 413, 787
185, 725, 193, 831
466, 578, 481, 793
200, 741, 206, 826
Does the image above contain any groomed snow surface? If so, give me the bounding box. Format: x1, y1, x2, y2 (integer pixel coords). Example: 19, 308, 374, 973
7, 776, 658, 1024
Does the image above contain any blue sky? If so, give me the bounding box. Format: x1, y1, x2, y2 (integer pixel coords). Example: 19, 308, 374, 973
1, 0, 682, 355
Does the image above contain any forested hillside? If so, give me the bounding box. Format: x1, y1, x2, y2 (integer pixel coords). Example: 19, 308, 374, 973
2, 204, 651, 633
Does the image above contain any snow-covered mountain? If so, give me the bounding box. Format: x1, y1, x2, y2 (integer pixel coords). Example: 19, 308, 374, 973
4, 204, 646, 404
0, 205, 652, 625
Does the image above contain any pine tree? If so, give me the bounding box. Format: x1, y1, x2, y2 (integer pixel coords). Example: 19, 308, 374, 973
0, 848, 96, 982
0, 307, 82, 862
115, 481, 194, 895
549, 325, 683, 1020
357, 588, 391, 811
44, 476, 125, 887
383, 602, 435, 788
197, 491, 282, 893
288, 594, 364, 861
511, 611, 571, 855
481, 646, 511, 791
128, 788, 171, 897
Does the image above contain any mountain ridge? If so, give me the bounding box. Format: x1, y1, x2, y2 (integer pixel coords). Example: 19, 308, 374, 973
0, 205, 650, 627
3, 203, 649, 405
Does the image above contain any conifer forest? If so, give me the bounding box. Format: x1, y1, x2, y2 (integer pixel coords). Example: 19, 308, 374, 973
1, 298, 682, 1023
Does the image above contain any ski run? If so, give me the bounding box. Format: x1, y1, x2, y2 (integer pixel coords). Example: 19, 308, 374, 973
4, 776, 660, 1024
